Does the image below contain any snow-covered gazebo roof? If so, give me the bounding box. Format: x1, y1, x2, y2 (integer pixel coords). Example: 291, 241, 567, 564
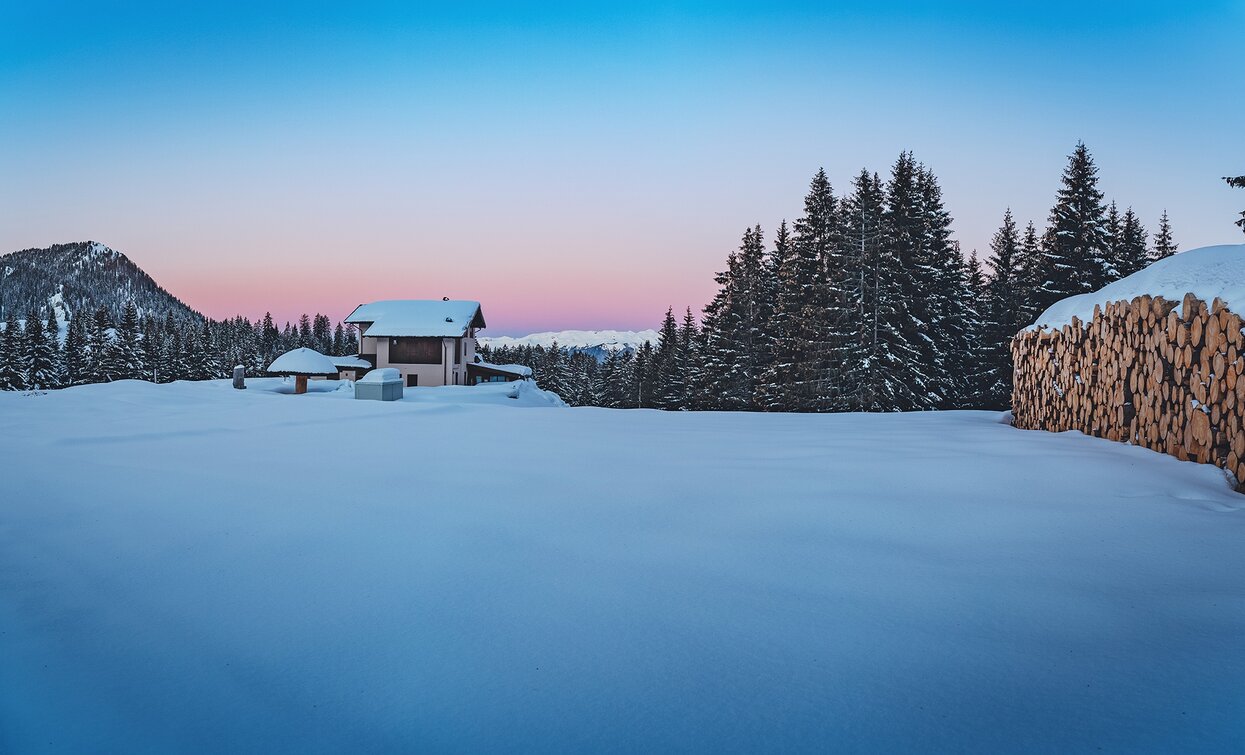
267, 348, 340, 376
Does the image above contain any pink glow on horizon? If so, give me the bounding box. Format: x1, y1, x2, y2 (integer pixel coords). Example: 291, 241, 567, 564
164, 261, 717, 336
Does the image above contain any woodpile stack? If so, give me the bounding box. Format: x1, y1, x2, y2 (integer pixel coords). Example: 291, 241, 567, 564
1012, 293, 1245, 492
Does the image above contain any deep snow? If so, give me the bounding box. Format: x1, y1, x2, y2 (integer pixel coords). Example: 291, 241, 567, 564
1, 380, 1243, 752
1034, 243, 1245, 330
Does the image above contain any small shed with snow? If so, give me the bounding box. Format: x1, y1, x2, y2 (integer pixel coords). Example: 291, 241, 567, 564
467, 360, 533, 384
354, 367, 403, 402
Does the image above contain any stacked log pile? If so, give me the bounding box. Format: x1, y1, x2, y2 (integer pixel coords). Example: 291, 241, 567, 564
1011, 293, 1245, 492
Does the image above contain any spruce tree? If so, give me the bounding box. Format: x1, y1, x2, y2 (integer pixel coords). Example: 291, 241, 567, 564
653, 308, 683, 409
117, 301, 144, 380
882, 152, 937, 410
758, 169, 837, 411
24, 310, 57, 390
1036, 142, 1110, 313
915, 166, 971, 408
298, 314, 313, 348
62, 312, 88, 386
960, 251, 990, 408
1103, 201, 1121, 279
1116, 208, 1149, 277
43, 309, 64, 388
1151, 210, 1178, 260
142, 315, 161, 382
1015, 221, 1044, 325
700, 225, 776, 410
840, 168, 919, 411
0, 312, 23, 390
982, 210, 1025, 408
332, 323, 345, 355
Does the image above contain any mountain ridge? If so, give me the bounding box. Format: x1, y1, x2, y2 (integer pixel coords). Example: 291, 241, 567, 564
0, 240, 201, 325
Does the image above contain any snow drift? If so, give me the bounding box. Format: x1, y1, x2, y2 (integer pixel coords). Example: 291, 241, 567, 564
0, 380, 1242, 751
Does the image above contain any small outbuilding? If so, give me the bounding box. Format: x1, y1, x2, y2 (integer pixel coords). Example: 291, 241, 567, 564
332, 355, 373, 381
354, 367, 403, 401
467, 361, 533, 384
267, 348, 340, 394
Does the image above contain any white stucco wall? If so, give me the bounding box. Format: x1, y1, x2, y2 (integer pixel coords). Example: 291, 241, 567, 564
360, 333, 475, 387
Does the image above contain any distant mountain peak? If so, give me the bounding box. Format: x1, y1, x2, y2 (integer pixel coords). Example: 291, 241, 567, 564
479, 329, 660, 352
0, 240, 200, 324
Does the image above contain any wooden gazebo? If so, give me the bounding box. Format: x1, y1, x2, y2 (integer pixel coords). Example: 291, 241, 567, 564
266, 348, 340, 394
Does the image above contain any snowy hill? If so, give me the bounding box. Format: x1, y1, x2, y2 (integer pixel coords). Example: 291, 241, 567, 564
1, 380, 1243, 751
479, 329, 660, 360
1033, 243, 1245, 329
0, 240, 200, 325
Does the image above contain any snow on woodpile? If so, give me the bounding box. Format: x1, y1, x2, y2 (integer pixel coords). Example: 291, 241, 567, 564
1033, 243, 1245, 330
266, 347, 339, 375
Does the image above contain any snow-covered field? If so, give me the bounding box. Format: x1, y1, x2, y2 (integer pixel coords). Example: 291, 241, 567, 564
2, 379, 1243, 752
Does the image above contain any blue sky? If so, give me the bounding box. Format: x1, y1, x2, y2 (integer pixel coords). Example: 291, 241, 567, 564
1, 2, 1241, 332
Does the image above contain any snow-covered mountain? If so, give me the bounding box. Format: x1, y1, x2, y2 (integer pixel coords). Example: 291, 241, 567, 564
0, 240, 201, 325
478, 329, 660, 360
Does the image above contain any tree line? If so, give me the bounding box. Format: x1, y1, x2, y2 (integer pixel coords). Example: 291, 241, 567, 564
483, 143, 1182, 411
0, 304, 358, 391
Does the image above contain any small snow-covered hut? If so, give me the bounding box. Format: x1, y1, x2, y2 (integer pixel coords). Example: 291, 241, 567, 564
355, 367, 403, 401
267, 348, 340, 394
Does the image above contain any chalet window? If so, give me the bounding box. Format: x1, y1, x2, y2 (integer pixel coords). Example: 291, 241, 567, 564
455, 338, 462, 365
389, 337, 441, 364
406, 374, 418, 387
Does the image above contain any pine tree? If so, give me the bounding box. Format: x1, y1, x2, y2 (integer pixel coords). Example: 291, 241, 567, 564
960, 251, 990, 408
1151, 210, 1178, 260
43, 309, 63, 388
915, 166, 972, 408
84, 309, 112, 383
298, 314, 313, 348
1036, 142, 1110, 312
332, 323, 345, 355
758, 169, 837, 411
1115, 208, 1149, 277
653, 308, 684, 409
982, 209, 1025, 408
24, 310, 57, 390
0, 312, 23, 390
677, 307, 699, 410
882, 152, 938, 410
142, 315, 161, 382
1103, 201, 1121, 279
116, 301, 144, 380
699, 225, 775, 410
840, 169, 911, 411
62, 312, 88, 385
1016, 221, 1044, 325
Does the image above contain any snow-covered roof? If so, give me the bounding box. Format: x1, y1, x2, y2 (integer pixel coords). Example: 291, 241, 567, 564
358, 367, 401, 383
331, 355, 372, 369
1033, 244, 1245, 330
345, 300, 486, 337
474, 361, 533, 378
267, 348, 340, 375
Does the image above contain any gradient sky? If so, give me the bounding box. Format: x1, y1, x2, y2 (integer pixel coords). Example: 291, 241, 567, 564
1, 1, 1242, 335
